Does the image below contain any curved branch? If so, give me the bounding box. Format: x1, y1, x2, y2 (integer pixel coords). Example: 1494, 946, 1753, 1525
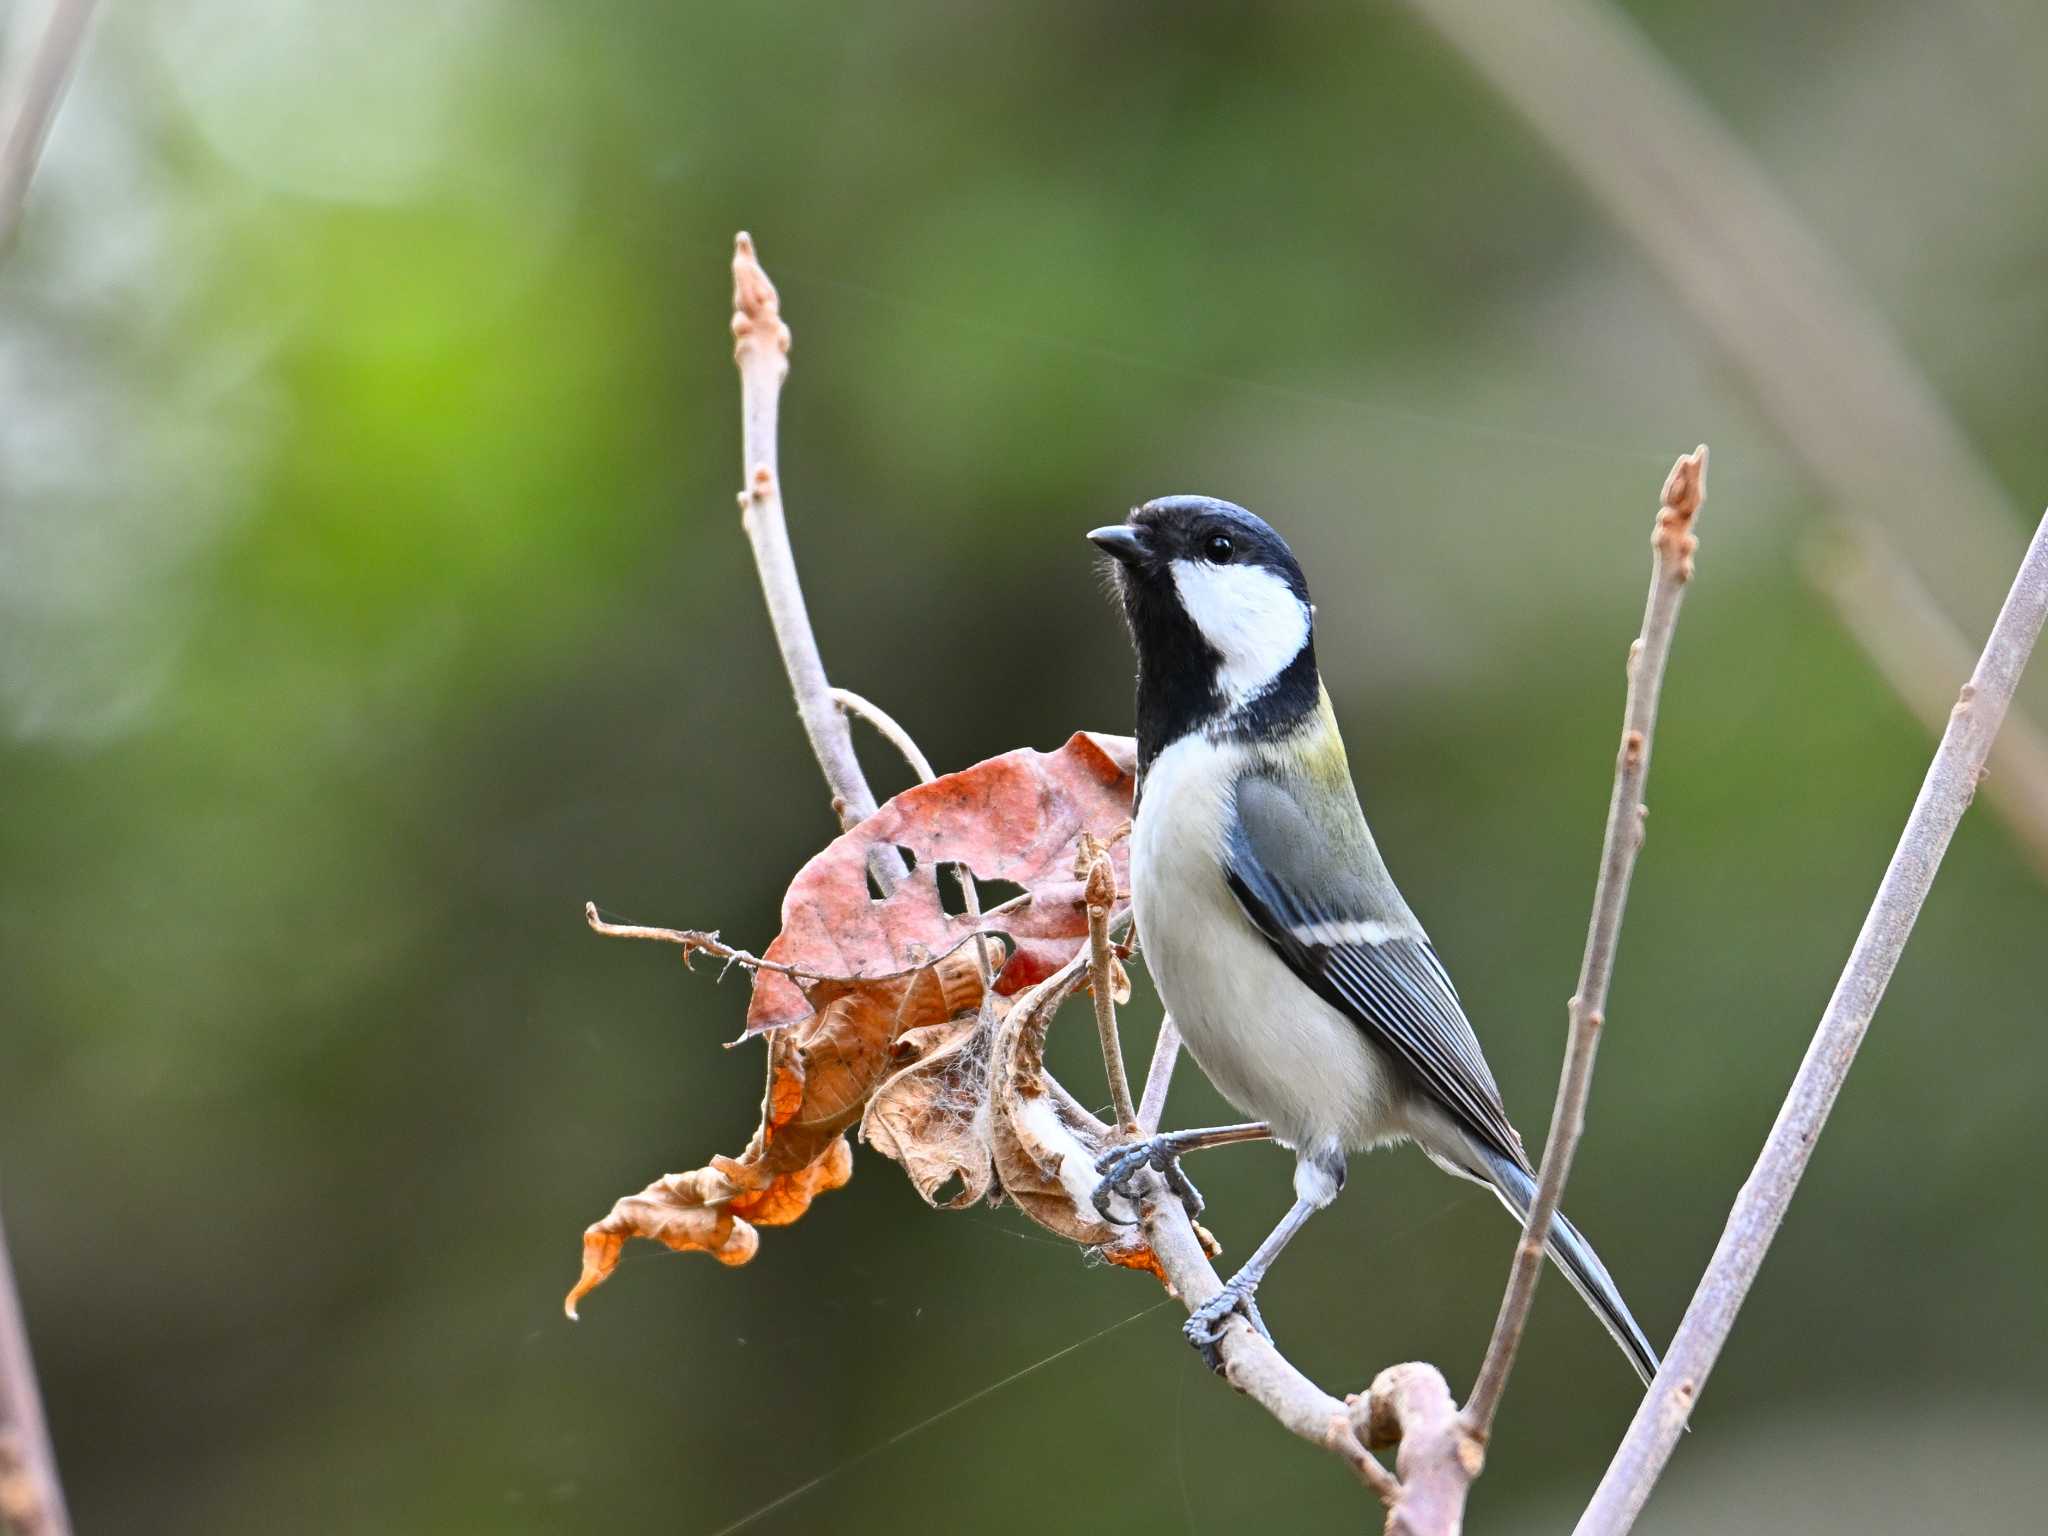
829, 687, 937, 783
1399, 0, 2026, 639
1578, 508, 2048, 1535
1132, 1172, 1399, 1501
1463, 447, 1706, 1437
731, 233, 905, 891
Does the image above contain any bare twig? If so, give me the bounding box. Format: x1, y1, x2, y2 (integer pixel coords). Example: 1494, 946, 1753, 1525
1807, 522, 2048, 883
1131, 1169, 1398, 1501
1135, 1016, 1181, 1134
1577, 509, 2048, 1536
1463, 447, 1706, 1438
0, 0, 96, 255
584, 903, 841, 982
829, 687, 937, 783
0, 1211, 70, 1536
731, 233, 905, 891
1082, 843, 1138, 1133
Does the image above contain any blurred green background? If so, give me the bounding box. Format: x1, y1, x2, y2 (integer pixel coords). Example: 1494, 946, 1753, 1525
5, 2, 2047, 1531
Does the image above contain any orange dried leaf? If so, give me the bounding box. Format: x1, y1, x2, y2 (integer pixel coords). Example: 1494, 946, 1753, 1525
746, 733, 1137, 1033
566, 953, 990, 1314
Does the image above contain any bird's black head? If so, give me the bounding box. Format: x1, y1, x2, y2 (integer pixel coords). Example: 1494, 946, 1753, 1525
1089, 495, 1319, 772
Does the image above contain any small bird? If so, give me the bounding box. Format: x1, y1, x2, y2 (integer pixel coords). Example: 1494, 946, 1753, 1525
1088, 495, 1659, 1382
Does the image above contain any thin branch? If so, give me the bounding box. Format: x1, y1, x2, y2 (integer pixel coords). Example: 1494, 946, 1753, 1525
584, 903, 842, 982
1578, 508, 2048, 1536
829, 687, 937, 783
1082, 845, 1138, 1134
1463, 447, 1707, 1437
1063, 918, 1401, 1501
1807, 522, 2048, 884
0, 0, 95, 255
1131, 1170, 1399, 1501
0, 1210, 70, 1536
731, 233, 905, 891
1135, 1016, 1180, 1134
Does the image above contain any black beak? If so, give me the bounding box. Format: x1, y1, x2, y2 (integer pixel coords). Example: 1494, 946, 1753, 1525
1087, 524, 1147, 567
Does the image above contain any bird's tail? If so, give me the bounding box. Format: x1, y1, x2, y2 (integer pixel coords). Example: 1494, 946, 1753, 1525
1474, 1146, 1661, 1388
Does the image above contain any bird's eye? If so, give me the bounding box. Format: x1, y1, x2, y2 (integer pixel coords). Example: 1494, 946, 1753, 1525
1201, 533, 1235, 564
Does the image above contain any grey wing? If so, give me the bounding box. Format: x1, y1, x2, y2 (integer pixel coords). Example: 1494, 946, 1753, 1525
1225, 771, 1529, 1170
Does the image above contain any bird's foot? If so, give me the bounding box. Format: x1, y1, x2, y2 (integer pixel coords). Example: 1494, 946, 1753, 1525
1183, 1278, 1271, 1373
1091, 1136, 1205, 1225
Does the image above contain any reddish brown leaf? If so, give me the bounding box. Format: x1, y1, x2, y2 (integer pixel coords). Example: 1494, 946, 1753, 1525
745, 733, 1136, 1034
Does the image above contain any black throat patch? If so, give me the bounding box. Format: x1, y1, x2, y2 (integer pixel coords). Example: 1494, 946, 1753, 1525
1113, 563, 1321, 776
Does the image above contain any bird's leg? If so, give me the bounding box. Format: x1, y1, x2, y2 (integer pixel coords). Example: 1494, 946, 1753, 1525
1091, 1122, 1271, 1224
1184, 1150, 1343, 1372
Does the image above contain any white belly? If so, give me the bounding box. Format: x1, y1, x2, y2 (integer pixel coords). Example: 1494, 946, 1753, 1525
1131, 738, 1401, 1155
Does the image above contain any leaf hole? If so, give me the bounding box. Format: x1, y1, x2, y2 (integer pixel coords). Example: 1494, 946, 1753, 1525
935, 867, 1026, 919
973, 876, 1027, 912
865, 846, 917, 902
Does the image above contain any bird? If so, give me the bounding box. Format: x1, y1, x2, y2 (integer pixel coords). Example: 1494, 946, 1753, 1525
1086, 495, 1660, 1383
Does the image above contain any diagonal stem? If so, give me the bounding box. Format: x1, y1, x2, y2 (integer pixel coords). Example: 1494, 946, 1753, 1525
1464, 446, 1707, 1438
1577, 506, 2048, 1535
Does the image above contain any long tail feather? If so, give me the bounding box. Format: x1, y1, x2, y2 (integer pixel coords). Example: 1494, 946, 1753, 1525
1476, 1147, 1661, 1388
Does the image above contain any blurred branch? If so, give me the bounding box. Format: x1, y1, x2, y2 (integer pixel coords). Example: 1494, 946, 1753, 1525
1807, 523, 2048, 882
0, 1211, 70, 1536
1465, 447, 1706, 1439
0, 0, 94, 255
1578, 508, 2048, 1535
731, 233, 906, 892
1399, 0, 2031, 650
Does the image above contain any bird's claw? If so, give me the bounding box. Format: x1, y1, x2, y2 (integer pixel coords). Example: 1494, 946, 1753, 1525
1183, 1280, 1270, 1373
1091, 1136, 1206, 1226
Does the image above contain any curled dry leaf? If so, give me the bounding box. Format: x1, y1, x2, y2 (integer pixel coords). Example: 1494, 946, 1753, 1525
984, 956, 1188, 1283
566, 951, 988, 1315
860, 1008, 997, 1208
746, 732, 1138, 1033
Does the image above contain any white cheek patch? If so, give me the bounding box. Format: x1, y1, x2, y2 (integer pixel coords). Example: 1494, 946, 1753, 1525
1170, 558, 1311, 706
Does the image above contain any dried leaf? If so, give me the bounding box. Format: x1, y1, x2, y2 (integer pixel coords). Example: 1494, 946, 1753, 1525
746, 733, 1137, 1033
566, 951, 987, 1315
860, 1011, 996, 1207
985, 958, 1164, 1275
